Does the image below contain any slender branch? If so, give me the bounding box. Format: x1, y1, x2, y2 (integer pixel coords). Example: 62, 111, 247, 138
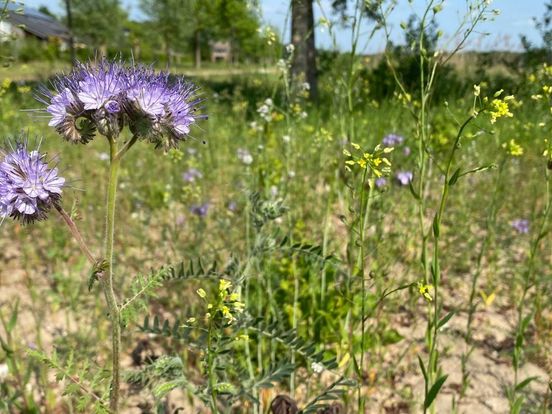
55, 204, 96, 265
115, 134, 139, 160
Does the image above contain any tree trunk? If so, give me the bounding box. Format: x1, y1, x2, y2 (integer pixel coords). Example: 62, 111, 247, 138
291, 0, 317, 101
194, 30, 201, 69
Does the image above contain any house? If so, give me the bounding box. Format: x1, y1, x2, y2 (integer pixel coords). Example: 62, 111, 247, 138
0, 4, 70, 44
210, 41, 232, 63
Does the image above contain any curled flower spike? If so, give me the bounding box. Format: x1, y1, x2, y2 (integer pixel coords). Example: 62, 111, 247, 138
37, 59, 204, 150
0, 140, 65, 224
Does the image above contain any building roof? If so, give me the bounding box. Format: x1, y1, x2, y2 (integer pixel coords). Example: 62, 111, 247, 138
5, 3, 69, 40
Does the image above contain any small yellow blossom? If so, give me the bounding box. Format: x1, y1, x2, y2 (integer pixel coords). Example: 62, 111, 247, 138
196, 288, 207, 298
502, 139, 524, 156
489, 98, 513, 124
219, 279, 232, 292
417, 281, 433, 302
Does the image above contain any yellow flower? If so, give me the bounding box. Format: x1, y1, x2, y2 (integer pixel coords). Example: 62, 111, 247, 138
196, 288, 207, 298
489, 98, 513, 124
417, 281, 433, 302
219, 279, 232, 292
502, 139, 524, 157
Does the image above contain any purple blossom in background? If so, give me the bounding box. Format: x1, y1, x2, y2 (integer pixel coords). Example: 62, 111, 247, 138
511, 219, 530, 234
182, 167, 203, 183
227, 201, 237, 212
38, 59, 203, 150
190, 203, 209, 217
0, 141, 65, 223
395, 171, 413, 186
403, 146, 411, 156
375, 177, 387, 188
237, 148, 253, 165
382, 133, 404, 147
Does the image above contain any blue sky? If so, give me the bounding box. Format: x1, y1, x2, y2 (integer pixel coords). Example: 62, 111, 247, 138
24, 0, 548, 52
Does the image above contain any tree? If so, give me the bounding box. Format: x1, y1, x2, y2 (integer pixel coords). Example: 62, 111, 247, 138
291, 0, 317, 100
213, 0, 264, 62
140, 0, 215, 68
140, 0, 266, 66
62, 0, 76, 65
68, 0, 127, 55
140, 0, 192, 65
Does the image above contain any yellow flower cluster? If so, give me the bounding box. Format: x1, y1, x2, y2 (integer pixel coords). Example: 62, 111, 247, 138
196, 280, 245, 324
502, 139, 524, 157
343, 143, 393, 177
486, 91, 514, 124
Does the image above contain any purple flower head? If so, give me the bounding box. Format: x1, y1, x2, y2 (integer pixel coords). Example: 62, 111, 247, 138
126, 71, 169, 117
511, 219, 530, 234
190, 202, 209, 218
77, 62, 125, 110
0, 141, 65, 224
382, 133, 405, 147
37, 59, 203, 149
375, 177, 387, 188
182, 167, 202, 183
403, 146, 411, 156
395, 170, 413, 186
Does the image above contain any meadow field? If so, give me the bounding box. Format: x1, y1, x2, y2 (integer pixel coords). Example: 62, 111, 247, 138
0, 1, 551, 413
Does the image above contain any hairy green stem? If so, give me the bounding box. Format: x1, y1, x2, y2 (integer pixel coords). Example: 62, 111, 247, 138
105, 138, 121, 412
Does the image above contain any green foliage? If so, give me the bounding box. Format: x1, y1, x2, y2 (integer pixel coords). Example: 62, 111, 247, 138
27, 349, 110, 413
69, 0, 128, 51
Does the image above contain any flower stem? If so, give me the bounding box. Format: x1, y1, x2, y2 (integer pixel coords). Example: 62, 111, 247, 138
104, 138, 121, 412
55, 204, 96, 265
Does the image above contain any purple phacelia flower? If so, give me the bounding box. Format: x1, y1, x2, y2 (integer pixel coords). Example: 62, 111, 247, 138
190, 203, 209, 218
382, 133, 404, 147
511, 219, 529, 234
375, 177, 387, 188
77, 62, 125, 110
0, 141, 65, 224
395, 171, 413, 186
182, 167, 202, 183
37, 59, 203, 150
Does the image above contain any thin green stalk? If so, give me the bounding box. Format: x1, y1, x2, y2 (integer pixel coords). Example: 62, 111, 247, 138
207, 321, 219, 414
55, 204, 96, 265
425, 115, 475, 414
357, 170, 373, 412
104, 138, 121, 412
